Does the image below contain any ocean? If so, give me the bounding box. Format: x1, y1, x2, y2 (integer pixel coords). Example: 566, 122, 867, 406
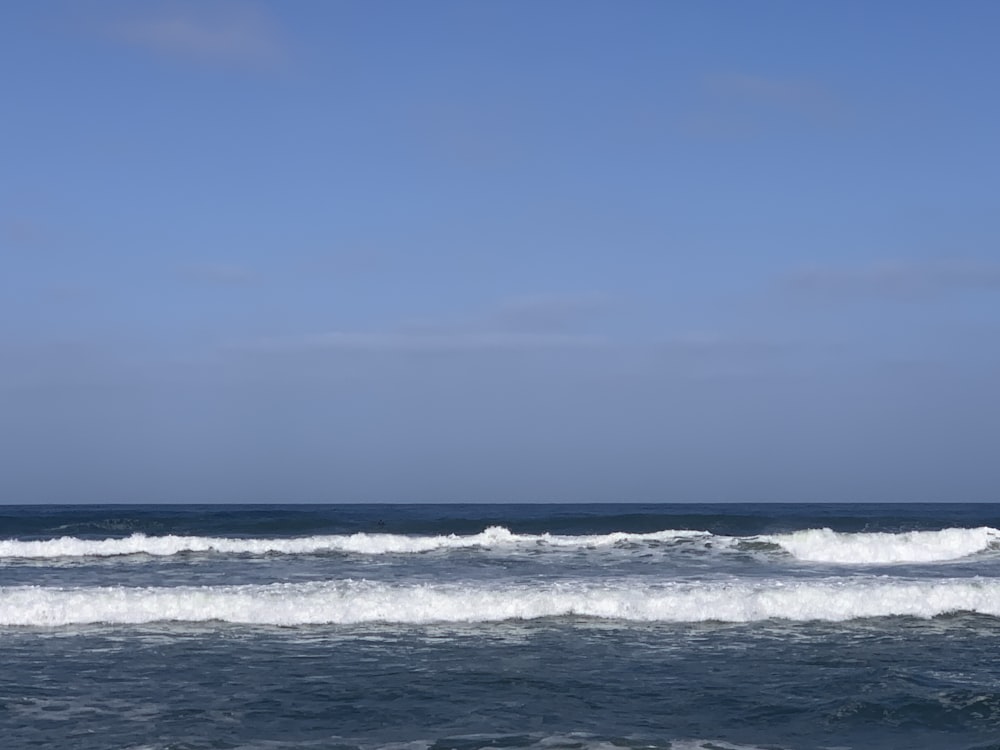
2, 503, 1000, 750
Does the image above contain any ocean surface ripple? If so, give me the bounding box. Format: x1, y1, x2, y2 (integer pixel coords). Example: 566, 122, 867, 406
3, 503, 1000, 750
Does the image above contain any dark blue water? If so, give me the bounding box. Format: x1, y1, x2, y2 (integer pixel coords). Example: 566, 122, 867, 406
2, 504, 1000, 750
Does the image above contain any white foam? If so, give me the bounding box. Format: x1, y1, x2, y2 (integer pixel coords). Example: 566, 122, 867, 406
4, 577, 1000, 626
764, 527, 1000, 564
0, 527, 708, 560
3, 526, 997, 565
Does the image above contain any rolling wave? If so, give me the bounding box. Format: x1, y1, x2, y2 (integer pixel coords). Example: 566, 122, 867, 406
0, 527, 708, 559
1, 526, 997, 564
4, 577, 1000, 626
763, 527, 1000, 564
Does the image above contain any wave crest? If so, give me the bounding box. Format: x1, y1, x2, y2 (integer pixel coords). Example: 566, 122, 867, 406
764, 527, 1000, 564
2, 526, 998, 564
4, 578, 1000, 626
0, 527, 708, 560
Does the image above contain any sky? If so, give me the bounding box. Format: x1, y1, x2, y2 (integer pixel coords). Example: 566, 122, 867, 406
2, 0, 999, 503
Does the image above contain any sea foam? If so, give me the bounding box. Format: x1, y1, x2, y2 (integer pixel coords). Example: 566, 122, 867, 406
0, 527, 707, 559
4, 577, 1000, 626
1, 526, 997, 564
764, 527, 1000, 564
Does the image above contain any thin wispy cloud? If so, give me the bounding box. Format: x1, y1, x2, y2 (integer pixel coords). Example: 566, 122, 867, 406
706, 73, 839, 116
2, 218, 42, 249
108, 4, 286, 69
40, 283, 97, 304
1, 216, 62, 251
683, 71, 843, 137
234, 295, 612, 355
659, 331, 789, 353
493, 293, 612, 332
179, 262, 255, 285
783, 259, 1000, 300
239, 331, 607, 355
652, 332, 795, 378
657, 332, 793, 362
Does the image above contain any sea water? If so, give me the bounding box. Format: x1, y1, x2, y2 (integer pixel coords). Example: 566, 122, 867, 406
2, 503, 1000, 750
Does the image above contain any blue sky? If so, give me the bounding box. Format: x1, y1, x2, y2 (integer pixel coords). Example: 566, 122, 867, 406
2, 1, 999, 502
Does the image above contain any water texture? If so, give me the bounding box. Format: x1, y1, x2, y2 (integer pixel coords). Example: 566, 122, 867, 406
1, 503, 999, 750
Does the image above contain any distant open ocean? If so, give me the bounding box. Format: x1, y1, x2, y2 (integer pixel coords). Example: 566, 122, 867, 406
3, 503, 1000, 750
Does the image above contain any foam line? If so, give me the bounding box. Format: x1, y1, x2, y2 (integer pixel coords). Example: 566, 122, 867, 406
764, 527, 1000, 563
2, 526, 997, 564
0, 527, 707, 559
4, 577, 1000, 626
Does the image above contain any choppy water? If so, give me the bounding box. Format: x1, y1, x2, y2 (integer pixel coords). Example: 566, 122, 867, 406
2, 503, 1000, 750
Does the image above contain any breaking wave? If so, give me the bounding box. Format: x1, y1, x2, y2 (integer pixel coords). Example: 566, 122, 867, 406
1, 526, 997, 565
4, 577, 1000, 626
763, 527, 1000, 564
0, 527, 708, 559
